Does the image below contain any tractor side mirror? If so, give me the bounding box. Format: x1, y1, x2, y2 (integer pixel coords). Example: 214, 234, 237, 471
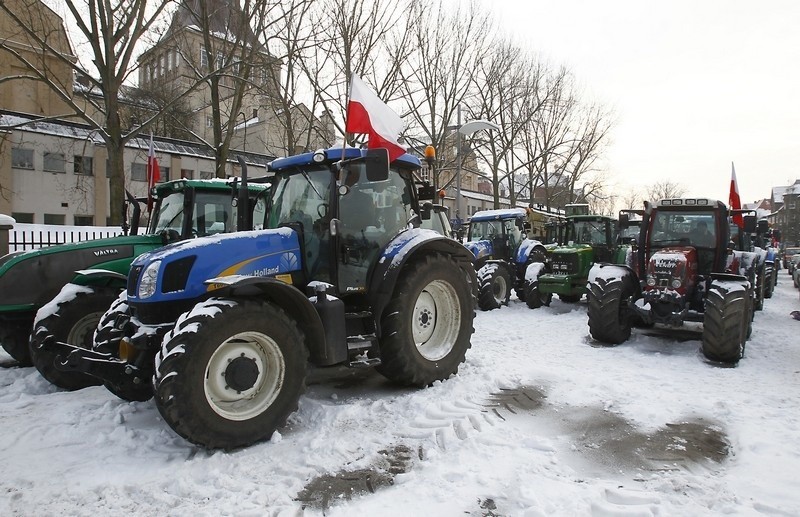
757, 219, 769, 234
417, 185, 435, 200
743, 215, 757, 233
364, 148, 389, 182
619, 213, 629, 229
420, 202, 432, 221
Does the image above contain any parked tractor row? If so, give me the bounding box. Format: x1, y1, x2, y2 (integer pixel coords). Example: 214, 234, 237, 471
0, 146, 780, 450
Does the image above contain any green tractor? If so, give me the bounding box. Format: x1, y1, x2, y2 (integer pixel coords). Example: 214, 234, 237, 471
536, 204, 625, 304
1, 177, 268, 385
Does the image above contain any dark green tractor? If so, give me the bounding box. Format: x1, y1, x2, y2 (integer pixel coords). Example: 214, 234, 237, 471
537, 204, 625, 304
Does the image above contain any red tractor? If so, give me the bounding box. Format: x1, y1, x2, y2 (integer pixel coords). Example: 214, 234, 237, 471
587, 198, 759, 364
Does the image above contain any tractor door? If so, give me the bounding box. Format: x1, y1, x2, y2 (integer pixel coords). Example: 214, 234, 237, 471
336, 165, 414, 295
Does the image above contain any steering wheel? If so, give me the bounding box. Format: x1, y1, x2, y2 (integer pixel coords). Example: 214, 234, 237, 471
159, 228, 181, 244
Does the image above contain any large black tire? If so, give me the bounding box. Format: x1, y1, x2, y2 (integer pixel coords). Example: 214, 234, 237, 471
763, 265, 775, 298
753, 267, 765, 311
477, 263, 511, 311
702, 282, 748, 364
523, 263, 552, 309
29, 286, 120, 390
587, 277, 633, 344
90, 293, 153, 402
154, 298, 308, 449
377, 253, 474, 387
0, 317, 33, 365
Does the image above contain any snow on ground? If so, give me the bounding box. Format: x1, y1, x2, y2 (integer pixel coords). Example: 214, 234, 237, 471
1, 274, 799, 516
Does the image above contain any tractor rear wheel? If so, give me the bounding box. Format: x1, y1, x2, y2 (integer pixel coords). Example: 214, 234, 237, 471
29, 286, 118, 390
477, 263, 511, 311
154, 298, 307, 449
587, 277, 633, 344
378, 253, 474, 387
702, 282, 748, 364
523, 263, 551, 309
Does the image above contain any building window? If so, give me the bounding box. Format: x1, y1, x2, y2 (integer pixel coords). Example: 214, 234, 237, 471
44, 214, 65, 225
790, 203, 797, 210
206, 116, 213, 128
11, 148, 34, 169
74, 215, 94, 226
181, 169, 194, 179
74, 155, 93, 176
160, 166, 170, 182
43, 152, 66, 173
11, 212, 33, 223
200, 47, 209, 68
167, 51, 173, 71
200, 171, 214, 179
131, 163, 147, 181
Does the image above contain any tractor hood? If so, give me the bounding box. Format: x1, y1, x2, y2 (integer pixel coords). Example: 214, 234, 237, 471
0, 234, 164, 310
645, 247, 697, 294
127, 228, 302, 305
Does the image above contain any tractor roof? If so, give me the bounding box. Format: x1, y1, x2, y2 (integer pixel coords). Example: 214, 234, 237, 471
156, 178, 268, 194
656, 198, 722, 208
268, 146, 421, 172
470, 208, 527, 222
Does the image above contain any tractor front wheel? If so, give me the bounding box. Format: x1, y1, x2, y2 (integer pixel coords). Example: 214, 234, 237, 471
154, 298, 307, 449
587, 277, 633, 344
477, 263, 511, 311
29, 286, 119, 390
702, 281, 748, 364
378, 253, 474, 387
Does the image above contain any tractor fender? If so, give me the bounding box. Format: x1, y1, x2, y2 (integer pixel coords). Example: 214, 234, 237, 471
587, 263, 640, 297
202, 275, 328, 364
709, 271, 750, 286
72, 268, 129, 288
516, 239, 547, 265
368, 229, 476, 328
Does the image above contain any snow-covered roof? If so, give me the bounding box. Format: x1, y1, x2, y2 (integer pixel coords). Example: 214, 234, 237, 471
470, 208, 527, 222
0, 111, 274, 168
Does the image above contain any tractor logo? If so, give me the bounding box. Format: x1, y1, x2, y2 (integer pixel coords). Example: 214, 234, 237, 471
280, 252, 299, 270
93, 249, 119, 257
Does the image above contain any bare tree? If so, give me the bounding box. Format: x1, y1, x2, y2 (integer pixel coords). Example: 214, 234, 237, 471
645, 180, 687, 202
0, 0, 172, 224
398, 0, 491, 192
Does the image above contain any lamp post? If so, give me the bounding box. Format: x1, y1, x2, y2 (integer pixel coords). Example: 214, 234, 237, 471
453, 105, 499, 218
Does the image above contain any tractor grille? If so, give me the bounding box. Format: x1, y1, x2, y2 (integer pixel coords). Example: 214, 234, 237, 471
550, 255, 578, 275
161, 256, 196, 293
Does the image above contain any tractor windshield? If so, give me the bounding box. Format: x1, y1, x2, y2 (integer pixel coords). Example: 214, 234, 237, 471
468, 220, 502, 242
649, 211, 717, 249
570, 220, 607, 245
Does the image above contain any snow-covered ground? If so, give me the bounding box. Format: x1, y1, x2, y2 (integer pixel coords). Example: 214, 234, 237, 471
1, 274, 799, 516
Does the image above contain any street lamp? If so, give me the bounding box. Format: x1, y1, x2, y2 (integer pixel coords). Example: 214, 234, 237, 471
453, 105, 499, 219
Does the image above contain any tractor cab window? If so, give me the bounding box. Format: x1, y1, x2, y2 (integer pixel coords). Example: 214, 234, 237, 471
504, 219, 522, 249
572, 220, 607, 245
267, 167, 333, 280
150, 191, 185, 235
338, 165, 413, 265
191, 192, 233, 236
650, 212, 717, 249
468, 221, 501, 242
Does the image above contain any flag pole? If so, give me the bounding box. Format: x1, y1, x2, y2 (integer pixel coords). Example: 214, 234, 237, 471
341, 75, 351, 164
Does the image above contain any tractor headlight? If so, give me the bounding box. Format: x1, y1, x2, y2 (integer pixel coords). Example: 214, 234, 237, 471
671, 278, 682, 289
646, 275, 657, 287
138, 260, 161, 299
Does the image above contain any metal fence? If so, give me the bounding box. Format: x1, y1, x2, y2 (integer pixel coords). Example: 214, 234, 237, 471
7, 224, 124, 252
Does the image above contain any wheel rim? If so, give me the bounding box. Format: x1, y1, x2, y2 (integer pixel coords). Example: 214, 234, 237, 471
492, 275, 507, 304
204, 331, 285, 421
67, 312, 103, 350
412, 279, 462, 361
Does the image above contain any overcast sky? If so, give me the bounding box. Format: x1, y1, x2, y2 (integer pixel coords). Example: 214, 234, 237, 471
483, 0, 800, 204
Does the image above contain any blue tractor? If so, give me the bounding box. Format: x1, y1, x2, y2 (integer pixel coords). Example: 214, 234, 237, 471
44, 147, 476, 449
464, 208, 552, 310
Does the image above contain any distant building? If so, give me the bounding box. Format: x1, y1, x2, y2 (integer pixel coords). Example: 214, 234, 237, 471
768, 180, 800, 247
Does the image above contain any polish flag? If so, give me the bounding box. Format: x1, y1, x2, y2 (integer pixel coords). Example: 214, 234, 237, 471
345, 75, 406, 161
729, 162, 743, 228
147, 134, 161, 210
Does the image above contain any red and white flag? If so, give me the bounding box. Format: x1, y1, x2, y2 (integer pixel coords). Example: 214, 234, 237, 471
147, 134, 161, 210
729, 162, 743, 228
345, 75, 405, 161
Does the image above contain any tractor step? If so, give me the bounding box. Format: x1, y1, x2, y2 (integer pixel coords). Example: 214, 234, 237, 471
347, 334, 377, 352
348, 357, 381, 368
345, 311, 373, 320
